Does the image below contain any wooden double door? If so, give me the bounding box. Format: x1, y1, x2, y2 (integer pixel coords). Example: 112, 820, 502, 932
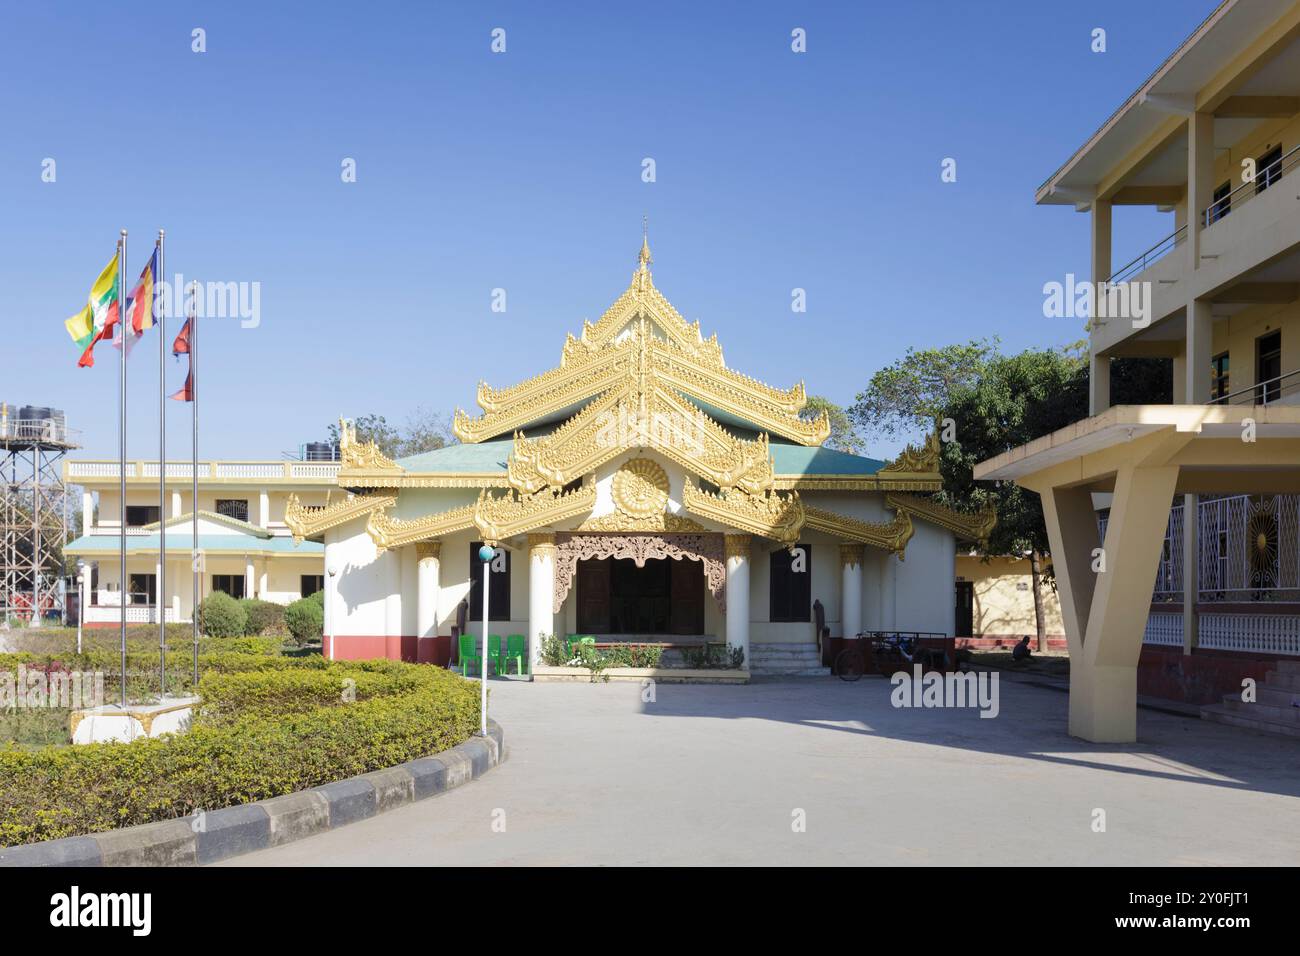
576, 557, 704, 635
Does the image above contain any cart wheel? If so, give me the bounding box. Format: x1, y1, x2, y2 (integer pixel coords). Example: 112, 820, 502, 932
836, 648, 864, 682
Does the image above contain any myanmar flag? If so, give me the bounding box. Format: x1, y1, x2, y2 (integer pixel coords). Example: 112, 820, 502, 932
63, 252, 120, 368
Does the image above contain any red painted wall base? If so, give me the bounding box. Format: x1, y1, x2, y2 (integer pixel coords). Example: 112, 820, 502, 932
1137, 645, 1280, 706
323, 634, 452, 666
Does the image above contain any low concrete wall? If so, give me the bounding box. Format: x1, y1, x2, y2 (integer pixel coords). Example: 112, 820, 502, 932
0, 720, 505, 867
533, 665, 749, 684
1138, 645, 1277, 706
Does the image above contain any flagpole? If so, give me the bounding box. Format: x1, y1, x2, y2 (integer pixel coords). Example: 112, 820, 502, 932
190, 282, 199, 687
118, 230, 128, 708
157, 230, 166, 696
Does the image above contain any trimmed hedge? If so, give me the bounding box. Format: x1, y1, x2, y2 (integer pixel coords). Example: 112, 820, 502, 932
0, 658, 480, 846
197, 592, 246, 638
238, 599, 286, 637
284, 594, 324, 646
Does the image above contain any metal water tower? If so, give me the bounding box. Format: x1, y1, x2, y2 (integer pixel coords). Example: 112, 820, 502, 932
0, 403, 79, 626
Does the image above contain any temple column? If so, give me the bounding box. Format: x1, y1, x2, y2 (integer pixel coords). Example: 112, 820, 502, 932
528, 533, 556, 671
724, 534, 751, 667
416, 541, 441, 663
840, 544, 864, 639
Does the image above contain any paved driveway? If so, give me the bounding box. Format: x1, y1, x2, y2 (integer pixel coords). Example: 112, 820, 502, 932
228, 675, 1300, 866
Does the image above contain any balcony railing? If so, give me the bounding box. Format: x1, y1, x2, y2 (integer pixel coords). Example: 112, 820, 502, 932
1203, 143, 1300, 227
1217, 368, 1300, 407
67, 460, 341, 481
1107, 224, 1187, 285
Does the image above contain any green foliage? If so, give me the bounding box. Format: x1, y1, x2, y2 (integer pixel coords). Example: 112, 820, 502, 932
284, 595, 324, 646
238, 599, 286, 637
198, 592, 246, 639
327, 407, 456, 459
539, 634, 571, 667
850, 338, 1000, 443
681, 643, 744, 669
801, 395, 862, 455
0, 657, 480, 845
602, 644, 665, 668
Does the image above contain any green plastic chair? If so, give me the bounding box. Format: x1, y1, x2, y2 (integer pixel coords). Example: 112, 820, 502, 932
504, 634, 527, 675
486, 634, 506, 676
458, 633, 482, 677
564, 633, 581, 656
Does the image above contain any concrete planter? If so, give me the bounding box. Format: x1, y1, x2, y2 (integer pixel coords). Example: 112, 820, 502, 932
532, 664, 749, 684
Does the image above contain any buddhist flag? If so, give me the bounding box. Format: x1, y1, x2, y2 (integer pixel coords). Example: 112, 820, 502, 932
169, 315, 194, 402
126, 248, 160, 335
63, 251, 121, 368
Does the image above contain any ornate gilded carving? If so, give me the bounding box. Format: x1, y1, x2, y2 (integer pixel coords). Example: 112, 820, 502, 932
880, 432, 940, 476
338, 418, 402, 473
886, 493, 997, 548
839, 543, 866, 568
724, 533, 752, 561
415, 541, 442, 561
284, 492, 397, 545
612, 458, 670, 517
681, 478, 804, 546
473, 483, 597, 545
552, 532, 726, 614
527, 532, 557, 560
802, 505, 914, 555
368, 502, 477, 553
575, 512, 706, 533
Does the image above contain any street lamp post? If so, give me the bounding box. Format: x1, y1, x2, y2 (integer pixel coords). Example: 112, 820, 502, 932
75, 560, 86, 655
326, 565, 338, 661
478, 544, 493, 737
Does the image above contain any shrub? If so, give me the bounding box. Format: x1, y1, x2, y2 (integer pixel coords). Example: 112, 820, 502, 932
238, 600, 286, 637
284, 596, 324, 647
0, 659, 480, 845
198, 592, 247, 639
539, 633, 571, 667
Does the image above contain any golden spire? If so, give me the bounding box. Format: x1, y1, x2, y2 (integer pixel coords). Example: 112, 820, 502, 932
638, 216, 652, 271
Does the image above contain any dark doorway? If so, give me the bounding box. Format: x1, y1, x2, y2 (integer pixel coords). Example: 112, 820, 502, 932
576, 557, 704, 634
955, 580, 974, 638
1256, 330, 1281, 404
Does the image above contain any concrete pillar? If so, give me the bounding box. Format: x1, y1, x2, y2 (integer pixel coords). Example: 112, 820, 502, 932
880, 553, 898, 629
528, 533, 556, 670
1187, 111, 1215, 270
1182, 493, 1199, 655
258, 489, 270, 528
724, 534, 751, 666
171, 490, 182, 519
82, 490, 94, 534
155, 560, 162, 623
244, 558, 255, 603
258, 565, 268, 600
839, 544, 864, 639
1186, 299, 1213, 404
1090, 351, 1111, 417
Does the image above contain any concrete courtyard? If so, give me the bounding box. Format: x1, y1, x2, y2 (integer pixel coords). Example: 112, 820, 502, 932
228, 674, 1300, 866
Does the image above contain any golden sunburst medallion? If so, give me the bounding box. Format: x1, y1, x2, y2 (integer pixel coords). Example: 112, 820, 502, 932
612, 458, 670, 518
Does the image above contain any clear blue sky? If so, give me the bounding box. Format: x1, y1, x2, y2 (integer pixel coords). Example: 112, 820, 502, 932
0, 0, 1215, 462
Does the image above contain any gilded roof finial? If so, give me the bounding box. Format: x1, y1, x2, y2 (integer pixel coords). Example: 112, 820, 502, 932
638, 216, 652, 271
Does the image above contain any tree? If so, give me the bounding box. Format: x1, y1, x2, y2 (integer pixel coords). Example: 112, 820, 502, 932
848, 338, 999, 443
802, 395, 862, 455
327, 407, 457, 460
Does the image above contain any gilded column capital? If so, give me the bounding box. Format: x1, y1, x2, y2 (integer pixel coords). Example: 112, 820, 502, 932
415, 541, 442, 561
724, 533, 752, 561
839, 543, 865, 569
528, 531, 557, 559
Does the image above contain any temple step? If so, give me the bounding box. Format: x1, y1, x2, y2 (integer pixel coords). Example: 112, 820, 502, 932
1201, 703, 1300, 738
748, 643, 829, 677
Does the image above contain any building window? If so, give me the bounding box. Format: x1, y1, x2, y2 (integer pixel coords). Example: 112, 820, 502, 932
301, 574, 324, 598
1209, 180, 1231, 223
215, 498, 250, 522
1210, 352, 1230, 402
468, 542, 510, 621
127, 573, 156, 606
1256, 145, 1283, 194
212, 574, 246, 599
1256, 331, 1281, 404
769, 543, 812, 623
125, 505, 160, 527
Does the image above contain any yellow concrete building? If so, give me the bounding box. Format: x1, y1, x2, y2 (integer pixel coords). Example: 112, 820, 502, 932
978, 0, 1300, 741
